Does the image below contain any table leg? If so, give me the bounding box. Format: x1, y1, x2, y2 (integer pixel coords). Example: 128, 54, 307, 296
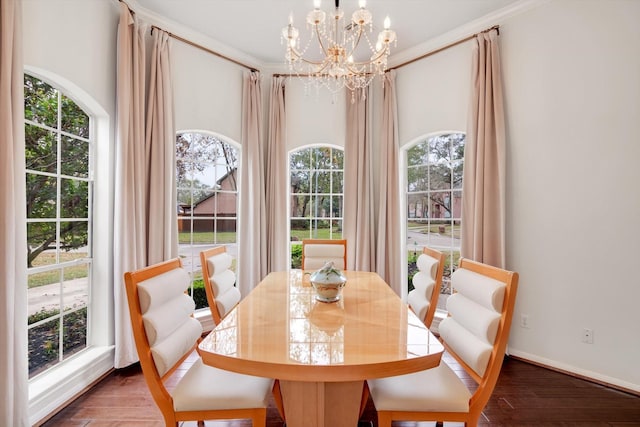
279, 380, 364, 427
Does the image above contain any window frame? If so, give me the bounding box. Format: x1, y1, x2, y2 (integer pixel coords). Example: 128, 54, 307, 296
24, 68, 113, 425
401, 131, 465, 314
175, 130, 240, 318
288, 144, 345, 268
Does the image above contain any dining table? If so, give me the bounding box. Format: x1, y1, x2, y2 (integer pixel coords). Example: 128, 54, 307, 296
197, 270, 444, 427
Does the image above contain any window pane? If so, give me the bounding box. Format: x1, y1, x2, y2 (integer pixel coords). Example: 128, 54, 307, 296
28, 317, 60, 376
61, 94, 89, 138
27, 223, 57, 267
331, 220, 343, 238
291, 148, 311, 169
331, 171, 343, 193
312, 147, 331, 169
24, 75, 58, 128
63, 308, 87, 360
63, 263, 89, 312
25, 124, 57, 173
407, 165, 428, 192
291, 170, 310, 194
61, 136, 89, 177
60, 221, 89, 251
291, 219, 311, 241
26, 174, 57, 218
331, 195, 343, 218
332, 149, 344, 169
312, 171, 331, 194
215, 219, 237, 242
61, 179, 89, 218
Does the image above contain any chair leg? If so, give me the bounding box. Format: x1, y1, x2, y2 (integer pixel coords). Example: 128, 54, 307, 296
197, 422, 204, 427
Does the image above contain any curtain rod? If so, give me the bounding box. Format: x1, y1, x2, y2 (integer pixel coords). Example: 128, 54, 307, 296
151, 25, 258, 72
116, 0, 258, 72
389, 25, 500, 70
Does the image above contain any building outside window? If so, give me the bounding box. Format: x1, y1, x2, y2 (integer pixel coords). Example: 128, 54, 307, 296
25, 74, 93, 378
176, 131, 239, 310
405, 132, 465, 310
289, 146, 344, 268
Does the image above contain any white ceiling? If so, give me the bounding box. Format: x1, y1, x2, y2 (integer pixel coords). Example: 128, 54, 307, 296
132, 0, 520, 65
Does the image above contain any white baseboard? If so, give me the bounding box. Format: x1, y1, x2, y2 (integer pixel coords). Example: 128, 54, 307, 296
29, 346, 115, 426
508, 348, 640, 395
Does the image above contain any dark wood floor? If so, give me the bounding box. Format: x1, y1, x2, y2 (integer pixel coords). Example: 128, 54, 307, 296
42, 352, 640, 427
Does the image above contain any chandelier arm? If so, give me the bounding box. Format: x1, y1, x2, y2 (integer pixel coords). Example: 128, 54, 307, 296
344, 26, 365, 60
349, 45, 389, 67
314, 24, 330, 58
288, 45, 326, 67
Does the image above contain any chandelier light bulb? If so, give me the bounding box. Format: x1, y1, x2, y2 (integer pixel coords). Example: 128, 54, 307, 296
359, 0, 367, 8
289, 12, 294, 25
384, 16, 391, 29
314, 0, 321, 9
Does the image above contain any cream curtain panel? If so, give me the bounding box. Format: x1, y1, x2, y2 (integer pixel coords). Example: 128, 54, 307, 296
266, 76, 288, 272
0, 0, 29, 424
461, 29, 506, 268
114, 4, 177, 368
238, 71, 267, 295
344, 88, 376, 271
146, 29, 178, 263
376, 71, 402, 295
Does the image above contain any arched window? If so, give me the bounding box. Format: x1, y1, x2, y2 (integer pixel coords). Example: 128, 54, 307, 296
176, 131, 239, 310
289, 146, 344, 268
25, 74, 93, 377
405, 132, 465, 310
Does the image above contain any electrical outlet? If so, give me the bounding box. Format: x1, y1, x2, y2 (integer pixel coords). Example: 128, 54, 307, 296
582, 328, 594, 344
520, 314, 530, 329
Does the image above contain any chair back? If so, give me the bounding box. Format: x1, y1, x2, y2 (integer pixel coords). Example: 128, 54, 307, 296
123, 258, 202, 413
200, 246, 241, 324
439, 257, 518, 410
407, 247, 445, 328
301, 239, 347, 270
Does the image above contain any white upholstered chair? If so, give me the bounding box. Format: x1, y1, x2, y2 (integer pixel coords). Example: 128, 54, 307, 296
367, 258, 519, 427
301, 238, 347, 270
407, 247, 445, 328
200, 246, 241, 325
124, 258, 273, 427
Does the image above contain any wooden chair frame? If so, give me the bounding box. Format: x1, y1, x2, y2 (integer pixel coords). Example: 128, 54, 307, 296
124, 258, 267, 427
409, 246, 446, 328
199, 245, 235, 325
375, 257, 519, 427
301, 238, 348, 270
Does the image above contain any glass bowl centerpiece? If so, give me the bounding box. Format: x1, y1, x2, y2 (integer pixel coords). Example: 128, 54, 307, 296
309, 261, 347, 303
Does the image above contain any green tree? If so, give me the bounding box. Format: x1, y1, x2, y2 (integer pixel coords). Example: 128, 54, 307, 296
176, 132, 238, 193
407, 133, 464, 218
24, 75, 90, 268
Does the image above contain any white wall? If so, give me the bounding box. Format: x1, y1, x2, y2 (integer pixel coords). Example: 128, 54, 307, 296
171, 41, 244, 142
499, 0, 640, 392
386, 0, 640, 394
285, 78, 346, 151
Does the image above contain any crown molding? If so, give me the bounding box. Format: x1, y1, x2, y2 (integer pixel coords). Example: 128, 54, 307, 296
388, 0, 549, 69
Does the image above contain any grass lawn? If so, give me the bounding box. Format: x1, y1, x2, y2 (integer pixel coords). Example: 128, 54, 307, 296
290, 228, 340, 240
29, 252, 88, 288
178, 231, 237, 244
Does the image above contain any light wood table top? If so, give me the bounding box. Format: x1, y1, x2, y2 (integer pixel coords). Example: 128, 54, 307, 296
198, 270, 444, 427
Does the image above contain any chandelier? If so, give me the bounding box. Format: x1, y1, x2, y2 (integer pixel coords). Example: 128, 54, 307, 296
282, 0, 396, 96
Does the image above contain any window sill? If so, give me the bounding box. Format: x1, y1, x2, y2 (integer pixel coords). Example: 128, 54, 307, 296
29, 346, 114, 426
